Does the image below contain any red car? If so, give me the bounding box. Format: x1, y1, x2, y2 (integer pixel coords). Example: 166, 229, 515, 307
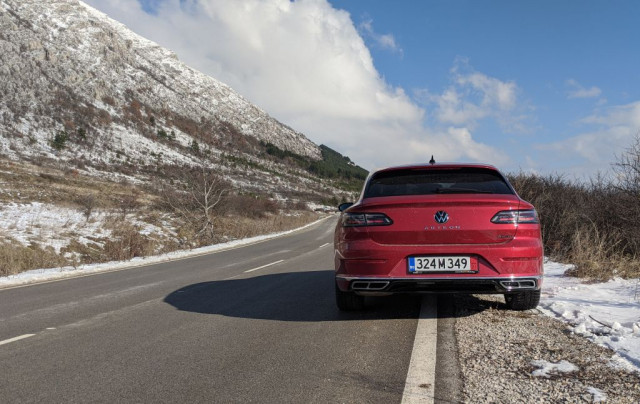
334, 163, 543, 311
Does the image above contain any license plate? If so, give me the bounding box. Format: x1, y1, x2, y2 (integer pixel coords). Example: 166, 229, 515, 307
408, 256, 474, 273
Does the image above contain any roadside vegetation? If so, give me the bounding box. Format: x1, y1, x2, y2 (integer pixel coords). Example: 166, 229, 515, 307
509, 135, 640, 280
0, 158, 330, 277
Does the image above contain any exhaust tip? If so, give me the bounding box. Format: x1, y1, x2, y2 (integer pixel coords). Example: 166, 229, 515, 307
351, 281, 390, 291
500, 279, 537, 290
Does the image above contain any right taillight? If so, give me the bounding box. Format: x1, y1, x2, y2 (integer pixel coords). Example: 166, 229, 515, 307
342, 213, 393, 227
491, 209, 539, 224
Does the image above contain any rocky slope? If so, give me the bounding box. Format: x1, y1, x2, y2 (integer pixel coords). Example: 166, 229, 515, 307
0, 0, 344, 196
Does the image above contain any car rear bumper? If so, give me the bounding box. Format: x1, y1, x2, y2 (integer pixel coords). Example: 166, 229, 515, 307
335, 236, 543, 278
335, 274, 542, 295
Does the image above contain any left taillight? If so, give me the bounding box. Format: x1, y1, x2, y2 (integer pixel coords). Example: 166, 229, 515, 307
342, 213, 393, 227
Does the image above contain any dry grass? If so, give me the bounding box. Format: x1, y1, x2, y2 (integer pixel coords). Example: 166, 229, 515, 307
102, 220, 157, 261
566, 229, 640, 280
0, 240, 71, 276
0, 159, 155, 210
216, 212, 321, 240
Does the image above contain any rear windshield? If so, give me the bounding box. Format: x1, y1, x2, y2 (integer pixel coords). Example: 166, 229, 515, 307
363, 167, 514, 198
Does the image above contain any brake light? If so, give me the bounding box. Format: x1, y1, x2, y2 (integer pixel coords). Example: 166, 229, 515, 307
342, 213, 393, 227
491, 210, 538, 224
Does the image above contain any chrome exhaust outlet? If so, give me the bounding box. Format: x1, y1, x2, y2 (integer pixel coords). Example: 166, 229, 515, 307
499, 279, 537, 290
351, 281, 390, 291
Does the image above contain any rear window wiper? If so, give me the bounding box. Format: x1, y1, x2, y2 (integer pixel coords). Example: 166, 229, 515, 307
434, 187, 493, 194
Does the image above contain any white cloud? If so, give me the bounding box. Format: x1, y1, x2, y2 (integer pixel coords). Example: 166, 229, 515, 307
537, 101, 640, 174
581, 101, 640, 128
84, 0, 510, 169
566, 79, 602, 99
416, 59, 526, 133
358, 19, 402, 54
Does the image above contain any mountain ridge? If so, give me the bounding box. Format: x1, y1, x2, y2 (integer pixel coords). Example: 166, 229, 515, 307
0, 0, 323, 167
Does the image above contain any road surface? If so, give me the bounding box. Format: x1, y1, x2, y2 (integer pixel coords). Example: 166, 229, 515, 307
0, 217, 459, 403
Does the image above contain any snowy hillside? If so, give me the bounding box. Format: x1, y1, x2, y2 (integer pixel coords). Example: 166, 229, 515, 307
0, 0, 321, 168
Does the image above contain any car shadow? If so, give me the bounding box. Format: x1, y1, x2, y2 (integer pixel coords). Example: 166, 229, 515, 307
164, 270, 502, 322
164, 270, 422, 322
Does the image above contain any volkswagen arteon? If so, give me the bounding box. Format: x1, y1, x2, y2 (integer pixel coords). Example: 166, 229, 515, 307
334, 163, 543, 311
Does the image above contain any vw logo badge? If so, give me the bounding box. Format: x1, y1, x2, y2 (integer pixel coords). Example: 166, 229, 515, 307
434, 211, 449, 224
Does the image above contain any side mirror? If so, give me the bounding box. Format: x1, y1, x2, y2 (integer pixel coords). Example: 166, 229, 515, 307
338, 202, 354, 212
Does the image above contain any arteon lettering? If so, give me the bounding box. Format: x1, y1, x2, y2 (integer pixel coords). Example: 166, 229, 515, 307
424, 225, 462, 230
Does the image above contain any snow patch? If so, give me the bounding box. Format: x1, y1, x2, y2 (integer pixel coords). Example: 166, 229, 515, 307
540, 261, 640, 373
586, 387, 607, 403
530, 359, 578, 377
0, 202, 110, 252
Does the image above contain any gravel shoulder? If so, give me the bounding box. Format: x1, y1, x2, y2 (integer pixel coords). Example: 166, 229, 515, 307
454, 294, 640, 403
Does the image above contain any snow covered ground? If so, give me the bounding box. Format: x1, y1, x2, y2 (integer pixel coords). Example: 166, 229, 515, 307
0, 202, 167, 253
539, 261, 640, 374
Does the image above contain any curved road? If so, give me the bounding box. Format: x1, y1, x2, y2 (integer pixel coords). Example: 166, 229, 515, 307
0, 218, 460, 403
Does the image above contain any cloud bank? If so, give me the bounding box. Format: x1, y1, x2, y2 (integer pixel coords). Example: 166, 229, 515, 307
84, 0, 524, 170
536, 101, 640, 176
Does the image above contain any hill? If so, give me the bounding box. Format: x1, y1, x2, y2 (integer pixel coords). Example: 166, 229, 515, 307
0, 0, 368, 275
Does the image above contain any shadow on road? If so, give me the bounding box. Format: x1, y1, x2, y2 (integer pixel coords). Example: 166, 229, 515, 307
164, 270, 503, 322
164, 270, 423, 322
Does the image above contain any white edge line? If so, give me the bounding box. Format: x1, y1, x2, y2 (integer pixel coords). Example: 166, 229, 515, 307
401, 295, 438, 404
0, 215, 334, 291
0, 334, 36, 346
244, 260, 284, 273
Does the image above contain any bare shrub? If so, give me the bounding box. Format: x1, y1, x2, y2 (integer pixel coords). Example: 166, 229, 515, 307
566, 228, 640, 280
509, 139, 640, 280
281, 199, 309, 212
61, 239, 103, 265
102, 95, 116, 106
0, 241, 70, 276
75, 194, 96, 219
118, 192, 140, 216
102, 221, 155, 261
160, 157, 230, 243
613, 134, 640, 195
223, 193, 279, 218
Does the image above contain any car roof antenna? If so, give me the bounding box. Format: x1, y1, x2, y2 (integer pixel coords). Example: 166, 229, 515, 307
429, 155, 436, 165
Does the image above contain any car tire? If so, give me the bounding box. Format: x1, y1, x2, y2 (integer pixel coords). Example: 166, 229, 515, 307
335, 282, 365, 311
504, 290, 540, 311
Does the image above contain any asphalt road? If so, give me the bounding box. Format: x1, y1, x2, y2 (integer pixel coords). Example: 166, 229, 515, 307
0, 217, 428, 403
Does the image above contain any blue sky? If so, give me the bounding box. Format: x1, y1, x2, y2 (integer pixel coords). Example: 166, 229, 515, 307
336, 0, 640, 173
85, 0, 640, 177
338, 1, 638, 139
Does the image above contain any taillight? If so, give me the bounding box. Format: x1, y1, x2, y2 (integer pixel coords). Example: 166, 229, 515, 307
491, 210, 538, 224
342, 213, 393, 227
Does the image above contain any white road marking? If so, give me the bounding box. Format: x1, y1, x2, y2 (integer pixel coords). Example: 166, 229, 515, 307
319, 243, 330, 248
401, 295, 438, 404
244, 260, 285, 273
0, 334, 36, 346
